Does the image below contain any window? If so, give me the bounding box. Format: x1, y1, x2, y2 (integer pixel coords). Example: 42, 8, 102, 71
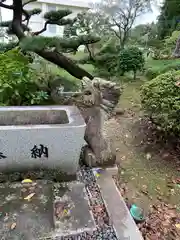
47, 4, 56, 34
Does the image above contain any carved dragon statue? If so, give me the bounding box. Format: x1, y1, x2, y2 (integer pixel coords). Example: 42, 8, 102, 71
51, 76, 122, 167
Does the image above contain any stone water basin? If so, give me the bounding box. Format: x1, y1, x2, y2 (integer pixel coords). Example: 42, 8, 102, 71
0, 106, 86, 175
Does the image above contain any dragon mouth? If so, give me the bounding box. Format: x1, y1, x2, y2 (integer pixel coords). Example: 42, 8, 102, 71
53, 76, 121, 114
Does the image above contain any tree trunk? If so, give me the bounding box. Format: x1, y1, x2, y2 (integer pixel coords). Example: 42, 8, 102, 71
37, 49, 94, 80
120, 70, 125, 76
85, 44, 95, 62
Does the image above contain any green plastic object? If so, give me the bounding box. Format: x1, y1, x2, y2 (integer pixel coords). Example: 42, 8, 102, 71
130, 204, 145, 223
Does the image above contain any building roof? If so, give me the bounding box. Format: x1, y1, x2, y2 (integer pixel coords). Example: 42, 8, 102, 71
38, 0, 91, 9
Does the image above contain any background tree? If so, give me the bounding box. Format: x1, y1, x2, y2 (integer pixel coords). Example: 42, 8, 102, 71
118, 47, 145, 79
158, 0, 180, 40
130, 22, 158, 48
64, 10, 109, 62
0, 0, 100, 80
93, 37, 120, 78
97, 0, 152, 48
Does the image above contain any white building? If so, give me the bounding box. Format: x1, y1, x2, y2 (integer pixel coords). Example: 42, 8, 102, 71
24, 0, 90, 37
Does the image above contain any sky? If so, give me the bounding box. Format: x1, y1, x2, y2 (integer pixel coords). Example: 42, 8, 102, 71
0, 0, 162, 24
135, 5, 160, 25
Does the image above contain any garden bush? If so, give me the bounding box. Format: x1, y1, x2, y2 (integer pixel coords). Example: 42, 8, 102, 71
118, 47, 145, 79
94, 39, 120, 77
32, 57, 88, 92
145, 68, 160, 80
0, 49, 49, 105
141, 70, 180, 135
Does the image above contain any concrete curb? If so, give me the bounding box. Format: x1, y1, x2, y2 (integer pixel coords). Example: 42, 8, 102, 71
95, 170, 144, 240
105, 164, 119, 176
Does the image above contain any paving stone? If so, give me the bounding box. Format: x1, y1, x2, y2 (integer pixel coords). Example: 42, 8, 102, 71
0, 180, 54, 240
52, 181, 96, 238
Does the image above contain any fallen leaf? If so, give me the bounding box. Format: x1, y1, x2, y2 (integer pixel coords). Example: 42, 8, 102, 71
167, 183, 174, 188
176, 178, 180, 184
142, 185, 148, 190
170, 189, 175, 195
141, 189, 148, 195
10, 222, 16, 230
175, 224, 180, 229
94, 205, 103, 213
22, 179, 32, 184
24, 192, 35, 200
146, 153, 151, 160
141, 185, 148, 195
162, 153, 170, 158
95, 173, 100, 178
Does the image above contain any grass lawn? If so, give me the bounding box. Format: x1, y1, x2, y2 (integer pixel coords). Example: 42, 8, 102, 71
146, 58, 180, 72
146, 58, 180, 68
109, 77, 180, 213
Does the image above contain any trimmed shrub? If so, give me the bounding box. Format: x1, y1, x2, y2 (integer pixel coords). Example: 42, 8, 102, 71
118, 47, 145, 80
145, 68, 160, 80
141, 70, 180, 135
94, 39, 120, 77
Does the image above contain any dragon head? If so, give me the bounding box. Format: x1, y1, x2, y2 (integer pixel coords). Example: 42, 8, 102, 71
81, 76, 122, 114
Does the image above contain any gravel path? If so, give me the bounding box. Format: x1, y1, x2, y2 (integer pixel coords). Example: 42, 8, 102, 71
60, 168, 118, 240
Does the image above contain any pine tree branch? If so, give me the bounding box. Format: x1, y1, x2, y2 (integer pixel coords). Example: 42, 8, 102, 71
0, 2, 14, 10
5, 0, 94, 80
33, 19, 77, 36
33, 21, 50, 35
23, 8, 42, 24
37, 49, 93, 79
23, 0, 37, 7
20, 35, 100, 52
44, 9, 72, 21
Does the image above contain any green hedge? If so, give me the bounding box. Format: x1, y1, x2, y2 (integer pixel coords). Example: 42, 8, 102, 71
141, 70, 180, 135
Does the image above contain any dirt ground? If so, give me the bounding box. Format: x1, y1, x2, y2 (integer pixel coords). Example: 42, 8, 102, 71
105, 79, 180, 214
